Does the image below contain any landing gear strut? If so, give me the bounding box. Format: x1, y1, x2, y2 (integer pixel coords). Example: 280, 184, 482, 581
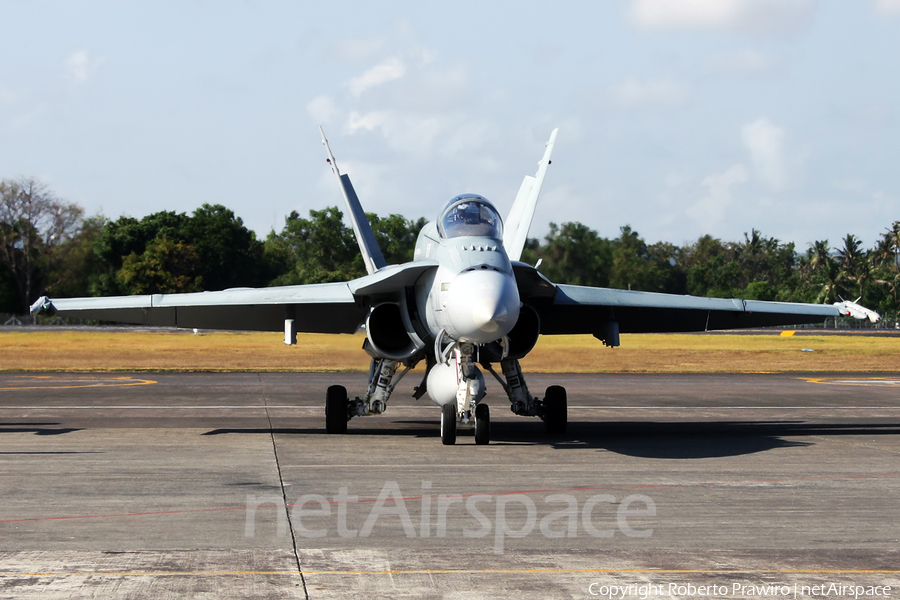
324, 356, 416, 434
483, 357, 567, 435
437, 341, 488, 445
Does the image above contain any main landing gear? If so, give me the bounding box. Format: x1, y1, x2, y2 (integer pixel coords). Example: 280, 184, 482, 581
324, 356, 415, 435
483, 357, 568, 435
325, 385, 349, 434
324, 352, 566, 444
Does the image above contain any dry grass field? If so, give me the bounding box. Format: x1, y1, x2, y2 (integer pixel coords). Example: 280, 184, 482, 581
0, 328, 898, 373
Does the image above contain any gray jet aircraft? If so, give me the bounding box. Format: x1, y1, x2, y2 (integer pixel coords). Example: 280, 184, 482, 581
31, 128, 880, 445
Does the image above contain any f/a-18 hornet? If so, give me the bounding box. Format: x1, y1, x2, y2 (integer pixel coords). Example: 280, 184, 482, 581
31, 128, 880, 445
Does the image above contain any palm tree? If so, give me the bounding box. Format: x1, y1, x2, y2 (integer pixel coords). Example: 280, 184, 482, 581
871, 222, 900, 302
835, 234, 870, 301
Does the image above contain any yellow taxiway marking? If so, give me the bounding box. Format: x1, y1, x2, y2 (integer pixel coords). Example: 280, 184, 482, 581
0, 375, 157, 391
803, 376, 900, 387
1, 569, 898, 577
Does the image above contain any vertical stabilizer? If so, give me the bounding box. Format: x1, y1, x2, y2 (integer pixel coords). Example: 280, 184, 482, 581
503, 128, 558, 262
320, 127, 387, 274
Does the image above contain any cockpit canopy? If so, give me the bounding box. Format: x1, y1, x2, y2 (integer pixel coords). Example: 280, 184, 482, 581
438, 194, 503, 240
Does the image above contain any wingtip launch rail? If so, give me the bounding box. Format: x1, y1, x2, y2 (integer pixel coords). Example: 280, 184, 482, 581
835, 298, 882, 323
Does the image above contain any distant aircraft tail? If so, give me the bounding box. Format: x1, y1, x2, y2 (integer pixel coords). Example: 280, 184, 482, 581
503, 128, 558, 262
320, 127, 387, 275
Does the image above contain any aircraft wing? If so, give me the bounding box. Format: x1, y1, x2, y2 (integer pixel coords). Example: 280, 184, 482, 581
31, 261, 439, 334
514, 267, 872, 344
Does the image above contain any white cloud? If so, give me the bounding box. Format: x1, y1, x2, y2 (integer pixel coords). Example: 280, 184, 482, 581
65, 50, 104, 84
348, 57, 406, 96
0, 89, 15, 105
342, 107, 495, 162
609, 78, 690, 108
345, 109, 451, 155
741, 117, 789, 189
345, 110, 391, 134
687, 164, 750, 228
306, 95, 338, 125
66, 50, 90, 83
333, 37, 386, 61
628, 0, 816, 35
869, 0, 900, 16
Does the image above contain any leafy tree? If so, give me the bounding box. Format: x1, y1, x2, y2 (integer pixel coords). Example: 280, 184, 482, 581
835, 233, 870, 301
866, 223, 900, 318
265, 207, 425, 286
92, 211, 194, 296
0, 178, 86, 313
528, 221, 612, 287
682, 236, 739, 297
117, 236, 203, 294
733, 229, 799, 301
797, 240, 847, 305
370, 213, 428, 265
609, 225, 682, 293
0, 267, 17, 313
93, 204, 268, 295
646, 240, 687, 294
180, 204, 269, 291
44, 214, 107, 300
680, 230, 798, 301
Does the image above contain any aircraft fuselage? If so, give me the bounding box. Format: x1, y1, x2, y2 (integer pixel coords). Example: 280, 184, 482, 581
413, 219, 520, 346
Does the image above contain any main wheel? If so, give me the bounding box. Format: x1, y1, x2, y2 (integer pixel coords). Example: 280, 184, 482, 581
474, 403, 490, 445
543, 385, 567, 434
325, 385, 349, 434
440, 402, 457, 445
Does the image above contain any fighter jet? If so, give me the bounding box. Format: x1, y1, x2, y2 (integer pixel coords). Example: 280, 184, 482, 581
30, 128, 880, 445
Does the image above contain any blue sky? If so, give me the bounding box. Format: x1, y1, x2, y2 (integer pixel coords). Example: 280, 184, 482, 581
2, 0, 899, 251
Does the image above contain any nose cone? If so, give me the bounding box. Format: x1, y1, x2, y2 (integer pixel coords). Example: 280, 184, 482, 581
445, 269, 520, 344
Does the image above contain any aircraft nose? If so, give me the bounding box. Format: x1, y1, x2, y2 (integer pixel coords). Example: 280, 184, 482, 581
445, 269, 520, 344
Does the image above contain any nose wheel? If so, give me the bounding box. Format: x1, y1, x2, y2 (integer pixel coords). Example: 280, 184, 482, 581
474, 403, 490, 445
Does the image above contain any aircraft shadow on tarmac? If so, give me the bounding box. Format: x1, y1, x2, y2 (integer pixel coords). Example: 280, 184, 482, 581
0, 422, 83, 436
203, 420, 900, 459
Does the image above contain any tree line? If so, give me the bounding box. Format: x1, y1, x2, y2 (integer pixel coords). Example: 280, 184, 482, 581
2, 177, 899, 323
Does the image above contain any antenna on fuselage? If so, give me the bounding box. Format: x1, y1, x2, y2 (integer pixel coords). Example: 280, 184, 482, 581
319, 126, 387, 275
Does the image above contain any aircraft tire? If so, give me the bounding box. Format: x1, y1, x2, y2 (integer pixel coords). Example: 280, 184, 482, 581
441, 403, 457, 445
474, 403, 490, 445
325, 385, 349, 434
543, 385, 567, 434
